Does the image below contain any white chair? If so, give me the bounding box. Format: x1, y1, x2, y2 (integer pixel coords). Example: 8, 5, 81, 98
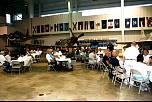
129, 69, 151, 94
100, 62, 110, 80
35, 55, 41, 63
113, 66, 130, 89
11, 61, 23, 75
47, 62, 56, 72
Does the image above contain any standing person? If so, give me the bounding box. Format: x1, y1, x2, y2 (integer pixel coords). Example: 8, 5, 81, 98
123, 41, 140, 81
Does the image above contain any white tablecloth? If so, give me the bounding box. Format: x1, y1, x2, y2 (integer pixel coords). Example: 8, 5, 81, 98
31, 53, 40, 59
123, 60, 152, 82
17, 56, 32, 66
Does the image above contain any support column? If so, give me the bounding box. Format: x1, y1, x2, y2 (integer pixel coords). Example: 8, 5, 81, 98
121, 0, 124, 42
121, 0, 125, 60
68, 0, 73, 37
28, 0, 34, 18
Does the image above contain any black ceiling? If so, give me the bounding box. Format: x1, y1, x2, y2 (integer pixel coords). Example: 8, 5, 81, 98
0, 0, 152, 17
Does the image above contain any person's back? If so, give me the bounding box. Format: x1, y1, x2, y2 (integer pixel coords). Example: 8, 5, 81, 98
0, 55, 6, 64
5, 54, 11, 63
124, 41, 139, 60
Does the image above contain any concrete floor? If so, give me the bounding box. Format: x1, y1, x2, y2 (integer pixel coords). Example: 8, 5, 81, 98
0, 62, 152, 101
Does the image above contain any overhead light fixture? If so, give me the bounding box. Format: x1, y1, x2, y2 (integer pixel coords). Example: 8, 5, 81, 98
81, 3, 152, 16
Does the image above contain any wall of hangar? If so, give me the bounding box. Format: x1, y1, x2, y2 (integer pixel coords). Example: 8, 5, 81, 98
14, 6, 152, 46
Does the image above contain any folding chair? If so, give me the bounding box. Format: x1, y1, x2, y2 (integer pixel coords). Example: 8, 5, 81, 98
35, 55, 41, 63
100, 62, 110, 80
129, 69, 151, 94
113, 66, 130, 89
11, 60, 23, 75
47, 62, 56, 72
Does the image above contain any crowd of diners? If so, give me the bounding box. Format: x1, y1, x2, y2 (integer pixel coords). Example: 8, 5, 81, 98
0, 41, 152, 91
44, 41, 152, 91
0, 47, 42, 73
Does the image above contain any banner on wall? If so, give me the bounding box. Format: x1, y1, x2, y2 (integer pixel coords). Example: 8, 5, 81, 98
32, 16, 152, 34
78, 22, 83, 30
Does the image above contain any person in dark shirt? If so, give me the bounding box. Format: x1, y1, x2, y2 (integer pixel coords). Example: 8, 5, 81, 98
102, 49, 111, 66
109, 50, 120, 68
108, 50, 120, 80
103, 49, 114, 79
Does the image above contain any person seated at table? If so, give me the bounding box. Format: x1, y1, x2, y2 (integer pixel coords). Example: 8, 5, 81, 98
130, 54, 152, 90
35, 48, 42, 55
66, 48, 75, 60
109, 50, 120, 68
89, 50, 97, 65
148, 56, 152, 66
102, 49, 111, 66
25, 48, 31, 56
17, 52, 32, 67
2, 50, 12, 73
56, 52, 73, 71
80, 49, 86, 63
97, 48, 104, 56
46, 48, 59, 71
103, 49, 113, 79
109, 50, 120, 79
143, 48, 150, 64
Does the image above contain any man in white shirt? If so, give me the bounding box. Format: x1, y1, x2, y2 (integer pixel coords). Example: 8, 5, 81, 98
129, 54, 152, 91
46, 48, 59, 71
124, 41, 140, 78
97, 48, 104, 55
0, 55, 6, 65
89, 50, 97, 65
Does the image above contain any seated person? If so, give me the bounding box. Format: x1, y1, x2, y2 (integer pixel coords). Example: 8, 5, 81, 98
149, 56, 152, 66
46, 48, 58, 71
103, 49, 113, 79
143, 48, 150, 64
102, 49, 111, 67
97, 48, 104, 56
35, 48, 42, 55
55, 53, 73, 70
89, 50, 97, 65
1, 51, 12, 73
109, 50, 120, 68
130, 54, 152, 90
66, 48, 75, 60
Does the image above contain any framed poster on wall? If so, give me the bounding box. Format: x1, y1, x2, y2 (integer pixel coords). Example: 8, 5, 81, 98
139, 17, 145, 27
90, 21, 94, 29
146, 17, 152, 27
108, 19, 113, 29
101, 20, 107, 29
125, 18, 131, 28
132, 18, 138, 27
114, 19, 120, 28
